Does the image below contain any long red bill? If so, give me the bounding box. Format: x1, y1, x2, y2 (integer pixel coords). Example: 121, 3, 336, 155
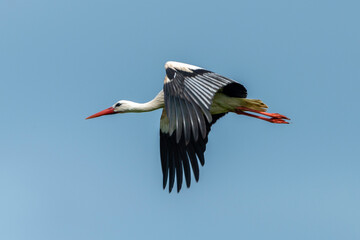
86, 107, 115, 119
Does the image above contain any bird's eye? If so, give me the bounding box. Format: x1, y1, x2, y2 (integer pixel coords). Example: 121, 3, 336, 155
115, 103, 121, 107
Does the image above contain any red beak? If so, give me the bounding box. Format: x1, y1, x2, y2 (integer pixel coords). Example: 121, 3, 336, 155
86, 107, 115, 119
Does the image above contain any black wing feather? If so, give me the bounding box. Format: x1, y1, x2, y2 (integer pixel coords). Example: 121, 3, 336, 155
160, 113, 226, 192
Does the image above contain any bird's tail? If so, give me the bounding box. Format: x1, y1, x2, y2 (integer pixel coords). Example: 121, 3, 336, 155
239, 99, 268, 112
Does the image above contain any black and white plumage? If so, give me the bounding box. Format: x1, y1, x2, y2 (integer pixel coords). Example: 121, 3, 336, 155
86, 61, 289, 193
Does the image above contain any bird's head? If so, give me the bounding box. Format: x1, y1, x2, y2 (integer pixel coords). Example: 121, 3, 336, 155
86, 100, 134, 119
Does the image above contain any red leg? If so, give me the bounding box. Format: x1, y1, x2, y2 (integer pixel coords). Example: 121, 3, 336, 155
235, 108, 290, 124
237, 107, 290, 120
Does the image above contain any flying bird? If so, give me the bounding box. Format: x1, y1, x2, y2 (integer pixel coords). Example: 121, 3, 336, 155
86, 61, 289, 192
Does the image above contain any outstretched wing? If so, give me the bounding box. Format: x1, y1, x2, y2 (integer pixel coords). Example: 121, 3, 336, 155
160, 61, 247, 192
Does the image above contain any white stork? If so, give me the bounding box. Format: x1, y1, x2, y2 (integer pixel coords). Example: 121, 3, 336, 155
86, 61, 289, 192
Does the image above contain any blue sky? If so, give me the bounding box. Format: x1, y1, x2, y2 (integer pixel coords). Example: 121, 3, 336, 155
1, 0, 359, 239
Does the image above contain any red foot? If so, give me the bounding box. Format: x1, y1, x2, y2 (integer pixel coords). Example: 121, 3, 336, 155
264, 113, 290, 120
235, 107, 290, 124
266, 118, 289, 124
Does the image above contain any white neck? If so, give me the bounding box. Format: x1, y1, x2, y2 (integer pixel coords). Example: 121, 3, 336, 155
127, 90, 164, 112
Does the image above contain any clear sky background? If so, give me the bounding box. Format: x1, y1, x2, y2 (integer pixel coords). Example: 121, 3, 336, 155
1, 0, 359, 239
